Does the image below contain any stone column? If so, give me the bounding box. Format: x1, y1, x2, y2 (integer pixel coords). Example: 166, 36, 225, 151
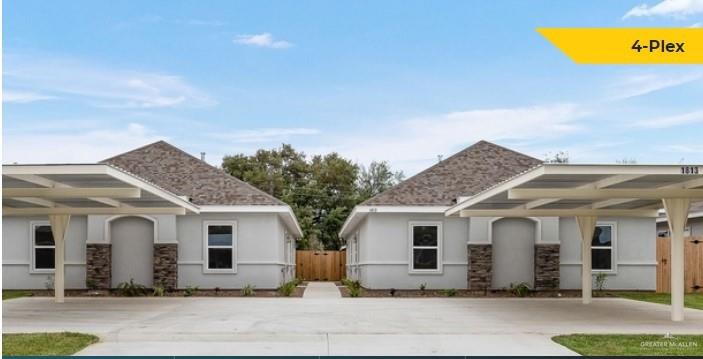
153, 243, 178, 290
534, 244, 560, 290
467, 244, 492, 291
86, 244, 111, 289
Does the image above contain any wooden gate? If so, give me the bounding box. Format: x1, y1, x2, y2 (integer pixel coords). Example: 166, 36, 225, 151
296, 250, 346, 281
656, 236, 703, 293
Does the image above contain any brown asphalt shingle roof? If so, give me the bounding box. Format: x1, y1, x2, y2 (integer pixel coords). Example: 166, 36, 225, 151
361, 140, 542, 206
102, 141, 284, 206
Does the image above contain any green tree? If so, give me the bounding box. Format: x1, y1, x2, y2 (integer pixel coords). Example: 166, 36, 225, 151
221, 144, 402, 250
357, 161, 404, 200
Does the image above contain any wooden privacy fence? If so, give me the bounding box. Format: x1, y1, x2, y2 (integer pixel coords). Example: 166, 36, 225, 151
296, 250, 346, 281
656, 236, 703, 293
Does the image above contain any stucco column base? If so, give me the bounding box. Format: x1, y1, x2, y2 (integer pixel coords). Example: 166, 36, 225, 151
467, 244, 492, 291
534, 244, 560, 290
154, 243, 178, 290
86, 243, 111, 289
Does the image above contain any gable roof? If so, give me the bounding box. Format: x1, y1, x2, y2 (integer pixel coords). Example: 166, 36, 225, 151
102, 141, 284, 206
361, 140, 542, 206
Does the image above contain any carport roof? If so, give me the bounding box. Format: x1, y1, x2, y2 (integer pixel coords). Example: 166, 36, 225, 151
2, 163, 200, 215
446, 164, 703, 217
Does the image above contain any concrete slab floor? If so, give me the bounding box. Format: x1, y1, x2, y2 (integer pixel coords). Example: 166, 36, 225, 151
3, 297, 702, 356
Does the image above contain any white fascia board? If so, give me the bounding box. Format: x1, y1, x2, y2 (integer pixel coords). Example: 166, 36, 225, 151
2, 164, 111, 175
445, 165, 546, 216
542, 164, 703, 176
199, 205, 291, 213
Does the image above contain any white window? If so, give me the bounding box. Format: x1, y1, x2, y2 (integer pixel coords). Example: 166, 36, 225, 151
408, 221, 442, 273
592, 222, 616, 272
31, 221, 55, 272
204, 221, 236, 273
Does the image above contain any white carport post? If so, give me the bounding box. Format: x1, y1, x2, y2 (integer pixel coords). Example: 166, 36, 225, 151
662, 198, 691, 322
576, 215, 597, 304
48, 214, 71, 303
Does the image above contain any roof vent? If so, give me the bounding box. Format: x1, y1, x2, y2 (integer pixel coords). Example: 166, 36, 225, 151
200, 152, 206, 161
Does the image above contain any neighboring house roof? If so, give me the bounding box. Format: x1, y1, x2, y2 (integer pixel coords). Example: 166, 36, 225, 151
361, 140, 542, 206
102, 141, 285, 206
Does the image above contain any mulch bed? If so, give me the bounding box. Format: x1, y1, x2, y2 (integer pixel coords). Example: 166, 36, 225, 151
338, 286, 586, 298
25, 286, 306, 298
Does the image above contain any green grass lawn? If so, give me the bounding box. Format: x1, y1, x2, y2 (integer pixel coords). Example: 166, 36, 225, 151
553, 334, 703, 356
2, 332, 99, 356
613, 292, 703, 310
2, 290, 32, 301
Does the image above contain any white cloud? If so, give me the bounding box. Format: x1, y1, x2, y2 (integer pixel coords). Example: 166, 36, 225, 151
607, 72, 702, 100
326, 104, 588, 174
634, 109, 703, 128
233, 33, 293, 49
691, 22, 702, 26
2, 123, 165, 164
3, 53, 216, 109
3, 90, 56, 103
623, 0, 703, 19
208, 128, 320, 143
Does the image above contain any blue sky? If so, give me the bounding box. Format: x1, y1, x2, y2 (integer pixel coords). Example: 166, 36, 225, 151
3, 0, 703, 175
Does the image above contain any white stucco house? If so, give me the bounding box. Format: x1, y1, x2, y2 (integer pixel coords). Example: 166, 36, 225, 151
3, 141, 302, 290
340, 141, 657, 291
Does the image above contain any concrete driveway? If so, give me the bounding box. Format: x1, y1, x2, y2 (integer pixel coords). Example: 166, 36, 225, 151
4, 296, 703, 356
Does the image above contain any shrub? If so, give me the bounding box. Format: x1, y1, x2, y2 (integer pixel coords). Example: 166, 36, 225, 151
278, 280, 297, 297
419, 283, 427, 292
390, 288, 396, 297
509, 282, 530, 297
184, 285, 199, 297
152, 284, 165, 297
441, 288, 457, 297
117, 279, 147, 297
348, 285, 361, 297
241, 284, 256, 297
594, 272, 608, 292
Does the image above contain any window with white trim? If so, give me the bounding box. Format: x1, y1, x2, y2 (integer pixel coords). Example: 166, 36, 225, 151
32, 222, 55, 272
205, 221, 236, 271
409, 222, 442, 272
592, 223, 615, 271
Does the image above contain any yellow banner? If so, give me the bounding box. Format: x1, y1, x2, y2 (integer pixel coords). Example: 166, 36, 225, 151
537, 28, 703, 64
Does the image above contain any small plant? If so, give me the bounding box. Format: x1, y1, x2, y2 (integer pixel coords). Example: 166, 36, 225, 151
419, 283, 427, 292
441, 288, 457, 297
117, 279, 147, 297
152, 284, 165, 297
348, 285, 361, 297
509, 282, 530, 297
184, 285, 199, 297
594, 272, 608, 292
278, 280, 297, 297
341, 278, 362, 297
86, 279, 98, 291
241, 284, 256, 297
44, 275, 55, 293
390, 288, 396, 297
215, 286, 221, 294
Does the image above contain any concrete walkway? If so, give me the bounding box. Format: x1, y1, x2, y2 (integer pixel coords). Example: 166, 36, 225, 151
303, 281, 342, 299
4, 297, 702, 355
